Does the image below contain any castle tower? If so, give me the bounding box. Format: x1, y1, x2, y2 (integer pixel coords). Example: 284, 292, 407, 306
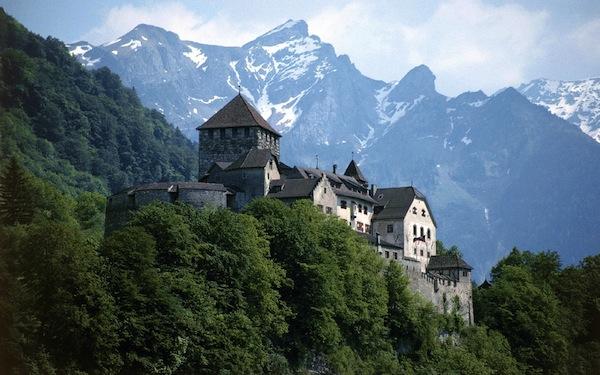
197, 94, 281, 177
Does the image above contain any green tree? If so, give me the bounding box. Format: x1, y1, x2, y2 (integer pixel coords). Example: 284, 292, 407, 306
0, 157, 35, 225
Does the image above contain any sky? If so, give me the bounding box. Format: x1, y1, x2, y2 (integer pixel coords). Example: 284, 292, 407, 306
2, 0, 600, 96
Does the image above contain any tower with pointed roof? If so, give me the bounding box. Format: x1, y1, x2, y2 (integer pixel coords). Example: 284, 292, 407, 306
197, 94, 281, 176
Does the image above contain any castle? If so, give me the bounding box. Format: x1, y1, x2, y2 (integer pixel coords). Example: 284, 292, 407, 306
106, 94, 474, 323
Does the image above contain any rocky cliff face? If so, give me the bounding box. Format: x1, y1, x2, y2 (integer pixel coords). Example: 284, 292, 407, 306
69, 21, 600, 276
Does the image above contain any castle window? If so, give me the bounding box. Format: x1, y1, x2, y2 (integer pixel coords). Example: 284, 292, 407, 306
232, 128, 238, 137
412, 207, 417, 214
420, 227, 424, 237
420, 249, 424, 256
220, 129, 225, 139
463, 270, 468, 277
413, 225, 417, 236
244, 128, 250, 137
421, 209, 426, 217
413, 248, 416, 255
324, 187, 327, 194
427, 251, 430, 258
341, 200, 347, 209
385, 251, 389, 258
427, 229, 431, 239
394, 252, 398, 260
357, 222, 364, 232
358, 204, 362, 213
387, 224, 393, 233
365, 224, 370, 233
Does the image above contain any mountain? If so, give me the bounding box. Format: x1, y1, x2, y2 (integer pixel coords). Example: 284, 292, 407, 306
0, 9, 197, 194
518, 78, 600, 143
68, 21, 600, 275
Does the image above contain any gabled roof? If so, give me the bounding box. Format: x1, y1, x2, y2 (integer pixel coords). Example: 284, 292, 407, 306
197, 94, 281, 136
372, 186, 436, 226
427, 255, 473, 270
344, 160, 367, 183
226, 148, 276, 170
267, 178, 320, 199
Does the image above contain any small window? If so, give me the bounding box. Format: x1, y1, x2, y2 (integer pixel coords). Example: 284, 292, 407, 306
427, 229, 431, 239
394, 252, 398, 260
341, 200, 347, 209
420, 227, 424, 237
358, 204, 363, 213
387, 224, 393, 233
317, 204, 324, 212
326, 207, 333, 214
413, 225, 417, 236
324, 187, 327, 194
267, 173, 270, 179
220, 129, 225, 139
420, 249, 424, 256
463, 271, 468, 277
412, 207, 417, 214
413, 248, 416, 255
427, 251, 431, 258
421, 209, 426, 217
244, 128, 250, 137
385, 251, 389, 259
365, 224, 370, 233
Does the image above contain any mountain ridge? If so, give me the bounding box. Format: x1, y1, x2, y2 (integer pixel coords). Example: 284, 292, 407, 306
67, 20, 600, 276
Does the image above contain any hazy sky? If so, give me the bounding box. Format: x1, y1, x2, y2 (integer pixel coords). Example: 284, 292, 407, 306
3, 0, 599, 96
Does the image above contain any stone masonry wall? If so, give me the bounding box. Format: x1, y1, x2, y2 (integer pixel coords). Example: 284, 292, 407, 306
198, 127, 280, 175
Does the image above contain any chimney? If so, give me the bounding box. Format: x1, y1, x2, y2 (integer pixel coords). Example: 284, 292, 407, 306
333, 164, 337, 174
370, 184, 377, 197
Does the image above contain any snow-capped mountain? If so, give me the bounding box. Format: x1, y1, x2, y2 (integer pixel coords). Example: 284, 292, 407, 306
518, 78, 600, 143
68, 21, 600, 276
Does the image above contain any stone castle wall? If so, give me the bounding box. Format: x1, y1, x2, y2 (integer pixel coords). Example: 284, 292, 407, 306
105, 186, 227, 234
198, 127, 280, 175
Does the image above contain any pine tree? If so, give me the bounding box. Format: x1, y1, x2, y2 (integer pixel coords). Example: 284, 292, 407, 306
0, 157, 34, 225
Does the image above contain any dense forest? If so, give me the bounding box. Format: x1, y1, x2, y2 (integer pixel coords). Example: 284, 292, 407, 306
0, 160, 599, 374
1, 7, 599, 375
0, 8, 197, 195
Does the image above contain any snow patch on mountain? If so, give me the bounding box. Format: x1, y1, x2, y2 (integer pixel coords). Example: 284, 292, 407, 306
519, 78, 600, 143
183, 45, 207, 68
121, 39, 142, 50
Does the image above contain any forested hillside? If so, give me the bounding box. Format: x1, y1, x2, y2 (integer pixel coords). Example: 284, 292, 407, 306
0, 161, 599, 374
0, 8, 196, 194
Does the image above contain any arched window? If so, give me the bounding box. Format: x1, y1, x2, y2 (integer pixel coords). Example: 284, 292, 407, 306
420, 227, 424, 237
413, 225, 417, 236
427, 228, 431, 239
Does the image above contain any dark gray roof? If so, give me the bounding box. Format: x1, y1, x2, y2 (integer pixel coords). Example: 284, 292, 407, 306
357, 232, 403, 249
197, 94, 281, 136
115, 181, 228, 195
427, 255, 473, 270
226, 148, 276, 170
267, 178, 319, 199
333, 187, 378, 204
344, 160, 367, 183
373, 186, 436, 226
